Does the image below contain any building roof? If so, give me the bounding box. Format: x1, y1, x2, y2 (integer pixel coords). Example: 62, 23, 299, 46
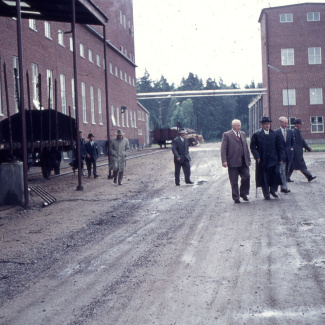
258, 2, 325, 22
0, 0, 108, 25
137, 101, 150, 115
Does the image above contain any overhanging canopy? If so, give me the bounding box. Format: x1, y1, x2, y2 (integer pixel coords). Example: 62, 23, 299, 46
0, 0, 108, 25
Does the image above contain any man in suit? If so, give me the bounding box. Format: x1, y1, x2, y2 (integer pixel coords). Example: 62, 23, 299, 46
221, 119, 251, 203
275, 116, 295, 193
250, 117, 285, 200
172, 129, 194, 186
288, 119, 316, 182
84, 133, 99, 178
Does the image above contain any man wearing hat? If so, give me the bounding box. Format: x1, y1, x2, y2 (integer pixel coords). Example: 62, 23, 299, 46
109, 129, 130, 185
84, 133, 99, 178
172, 129, 194, 186
288, 119, 316, 182
250, 117, 285, 200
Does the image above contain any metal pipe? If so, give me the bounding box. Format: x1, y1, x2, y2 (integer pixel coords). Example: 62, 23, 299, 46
48, 76, 52, 143
55, 79, 58, 151
3, 63, 13, 156
26, 71, 34, 153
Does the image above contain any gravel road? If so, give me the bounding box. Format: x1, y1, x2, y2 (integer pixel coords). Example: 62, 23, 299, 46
1, 143, 325, 325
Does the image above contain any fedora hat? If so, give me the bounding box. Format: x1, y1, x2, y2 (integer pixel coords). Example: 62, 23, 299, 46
116, 129, 125, 135
178, 129, 187, 134
293, 118, 303, 124
87, 133, 95, 139
260, 116, 272, 123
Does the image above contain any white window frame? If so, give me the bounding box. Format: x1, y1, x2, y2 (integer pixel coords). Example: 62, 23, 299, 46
71, 78, 75, 118
130, 110, 133, 127
60, 74, 66, 114
280, 13, 293, 23
13, 56, 19, 112
282, 89, 296, 106
115, 66, 118, 77
307, 12, 320, 22
96, 54, 101, 67
129, 75, 132, 85
81, 82, 87, 123
88, 49, 93, 63
126, 108, 129, 127
281, 48, 294, 66
310, 88, 323, 105
58, 29, 64, 46
120, 10, 123, 25
90, 86, 95, 124
134, 111, 137, 128
80, 43, 85, 58
98, 89, 103, 124
124, 72, 128, 82
123, 15, 126, 29
308, 47, 321, 64
121, 110, 125, 127
44, 21, 51, 39
120, 69, 123, 80
109, 63, 113, 74
310, 116, 324, 133
133, 78, 135, 87
116, 106, 120, 126
69, 37, 73, 52
111, 105, 116, 126
31, 63, 38, 102
47, 69, 53, 109
138, 128, 143, 136
29, 19, 37, 31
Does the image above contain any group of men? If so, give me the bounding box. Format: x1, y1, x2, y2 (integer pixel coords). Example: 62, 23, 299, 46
220, 116, 316, 203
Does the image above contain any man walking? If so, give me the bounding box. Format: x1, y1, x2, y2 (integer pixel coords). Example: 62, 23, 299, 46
84, 133, 99, 178
275, 116, 295, 193
109, 129, 130, 185
288, 119, 316, 182
250, 117, 285, 200
221, 119, 251, 203
172, 129, 194, 186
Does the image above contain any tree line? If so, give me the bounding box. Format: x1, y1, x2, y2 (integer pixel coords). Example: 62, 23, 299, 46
137, 70, 262, 141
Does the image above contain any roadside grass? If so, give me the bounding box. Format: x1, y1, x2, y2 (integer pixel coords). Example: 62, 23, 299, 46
309, 144, 325, 152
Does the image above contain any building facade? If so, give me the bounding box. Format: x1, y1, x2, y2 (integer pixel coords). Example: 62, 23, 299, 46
0, 0, 150, 153
259, 3, 325, 142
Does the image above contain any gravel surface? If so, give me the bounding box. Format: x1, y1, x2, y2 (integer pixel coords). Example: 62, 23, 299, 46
0, 143, 325, 324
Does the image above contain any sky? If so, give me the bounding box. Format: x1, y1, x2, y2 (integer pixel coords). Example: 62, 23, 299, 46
133, 0, 325, 88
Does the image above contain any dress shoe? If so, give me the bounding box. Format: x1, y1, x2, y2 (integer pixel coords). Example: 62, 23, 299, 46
281, 188, 291, 193
234, 199, 241, 203
94, 175, 98, 178
186, 181, 194, 184
264, 196, 271, 200
240, 195, 249, 201
176, 183, 180, 186
308, 176, 316, 182
287, 178, 294, 182
270, 192, 278, 198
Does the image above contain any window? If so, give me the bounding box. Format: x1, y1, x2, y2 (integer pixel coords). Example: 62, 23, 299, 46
13, 56, 19, 112
124, 72, 127, 82
81, 82, 87, 123
307, 12, 320, 21
308, 47, 321, 64
71, 78, 75, 118
29, 19, 37, 31
90, 86, 95, 124
60, 74, 66, 114
88, 49, 93, 63
69, 37, 73, 52
311, 116, 324, 133
280, 13, 293, 23
44, 21, 51, 39
98, 89, 102, 124
120, 10, 123, 25
120, 69, 123, 80
80, 43, 85, 58
138, 128, 143, 135
47, 69, 53, 109
31, 63, 38, 102
58, 30, 64, 46
130, 110, 133, 127
126, 109, 129, 127
134, 111, 137, 128
133, 78, 135, 87
129, 75, 132, 85
120, 45, 124, 53
310, 88, 323, 105
281, 49, 294, 65
115, 66, 118, 77
289, 117, 296, 129
111, 105, 116, 126
116, 106, 120, 126
109, 63, 113, 74
96, 54, 100, 67
282, 89, 296, 106
123, 15, 126, 29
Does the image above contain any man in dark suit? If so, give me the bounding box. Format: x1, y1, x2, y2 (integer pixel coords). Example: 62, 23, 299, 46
288, 119, 316, 182
250, 117, 285, 200
84, 133, 99, 178
275, 116, 295, 193
172, 129, 193, 186
221, 119, 251, 203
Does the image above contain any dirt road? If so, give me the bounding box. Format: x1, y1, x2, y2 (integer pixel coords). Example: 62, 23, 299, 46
1, 143, 325, 324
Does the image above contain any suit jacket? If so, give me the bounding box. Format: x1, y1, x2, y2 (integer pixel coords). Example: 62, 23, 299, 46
172, 136, 191, 163
221, 130, 251, 168
274, 127, 295, 162
84, 141, 99, 160
291, 127, 311, 170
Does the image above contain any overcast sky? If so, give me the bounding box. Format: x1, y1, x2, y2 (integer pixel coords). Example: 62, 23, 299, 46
133, 0, 325, 88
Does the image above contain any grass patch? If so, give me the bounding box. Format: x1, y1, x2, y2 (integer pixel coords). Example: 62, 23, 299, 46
309, 144, 325, 152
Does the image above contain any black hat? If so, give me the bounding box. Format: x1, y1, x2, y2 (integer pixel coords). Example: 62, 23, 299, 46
260, 116, 272, 123
87, 133, 95, 138
294, 118, 303, 124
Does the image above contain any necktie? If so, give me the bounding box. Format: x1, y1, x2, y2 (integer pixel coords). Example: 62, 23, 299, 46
284, 129, 287, 142
237, 132, 240, 140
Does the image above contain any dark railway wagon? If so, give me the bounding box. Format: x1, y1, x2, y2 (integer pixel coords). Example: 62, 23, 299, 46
0, 110, 76, 178
151, 128, 178, 148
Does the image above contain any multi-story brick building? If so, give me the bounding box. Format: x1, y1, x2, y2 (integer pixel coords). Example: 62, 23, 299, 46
0, 0, 150, 153
253, 3, 325, 142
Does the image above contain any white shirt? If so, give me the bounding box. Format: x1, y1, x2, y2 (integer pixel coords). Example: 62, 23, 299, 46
232, 130, 240, 138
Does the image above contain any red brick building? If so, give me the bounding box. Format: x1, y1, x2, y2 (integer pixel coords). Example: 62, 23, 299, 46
257, 3, 325, 142
0, 0, 150, 152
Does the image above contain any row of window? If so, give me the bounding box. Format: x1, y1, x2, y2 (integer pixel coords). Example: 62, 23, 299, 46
281, 47, 322, 65
109, 63, 136, 87
280, 12, 320, 23
119, 9, 134, 38
282, 88, 325, 106
289, 116, 324, 133
111, 107, 146, 128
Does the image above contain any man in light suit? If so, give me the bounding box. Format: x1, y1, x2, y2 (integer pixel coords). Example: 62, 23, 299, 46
275, 116, 295, 193
84, 133, 99, 178
172, 129, 194, 186
221, 119, 251, 203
